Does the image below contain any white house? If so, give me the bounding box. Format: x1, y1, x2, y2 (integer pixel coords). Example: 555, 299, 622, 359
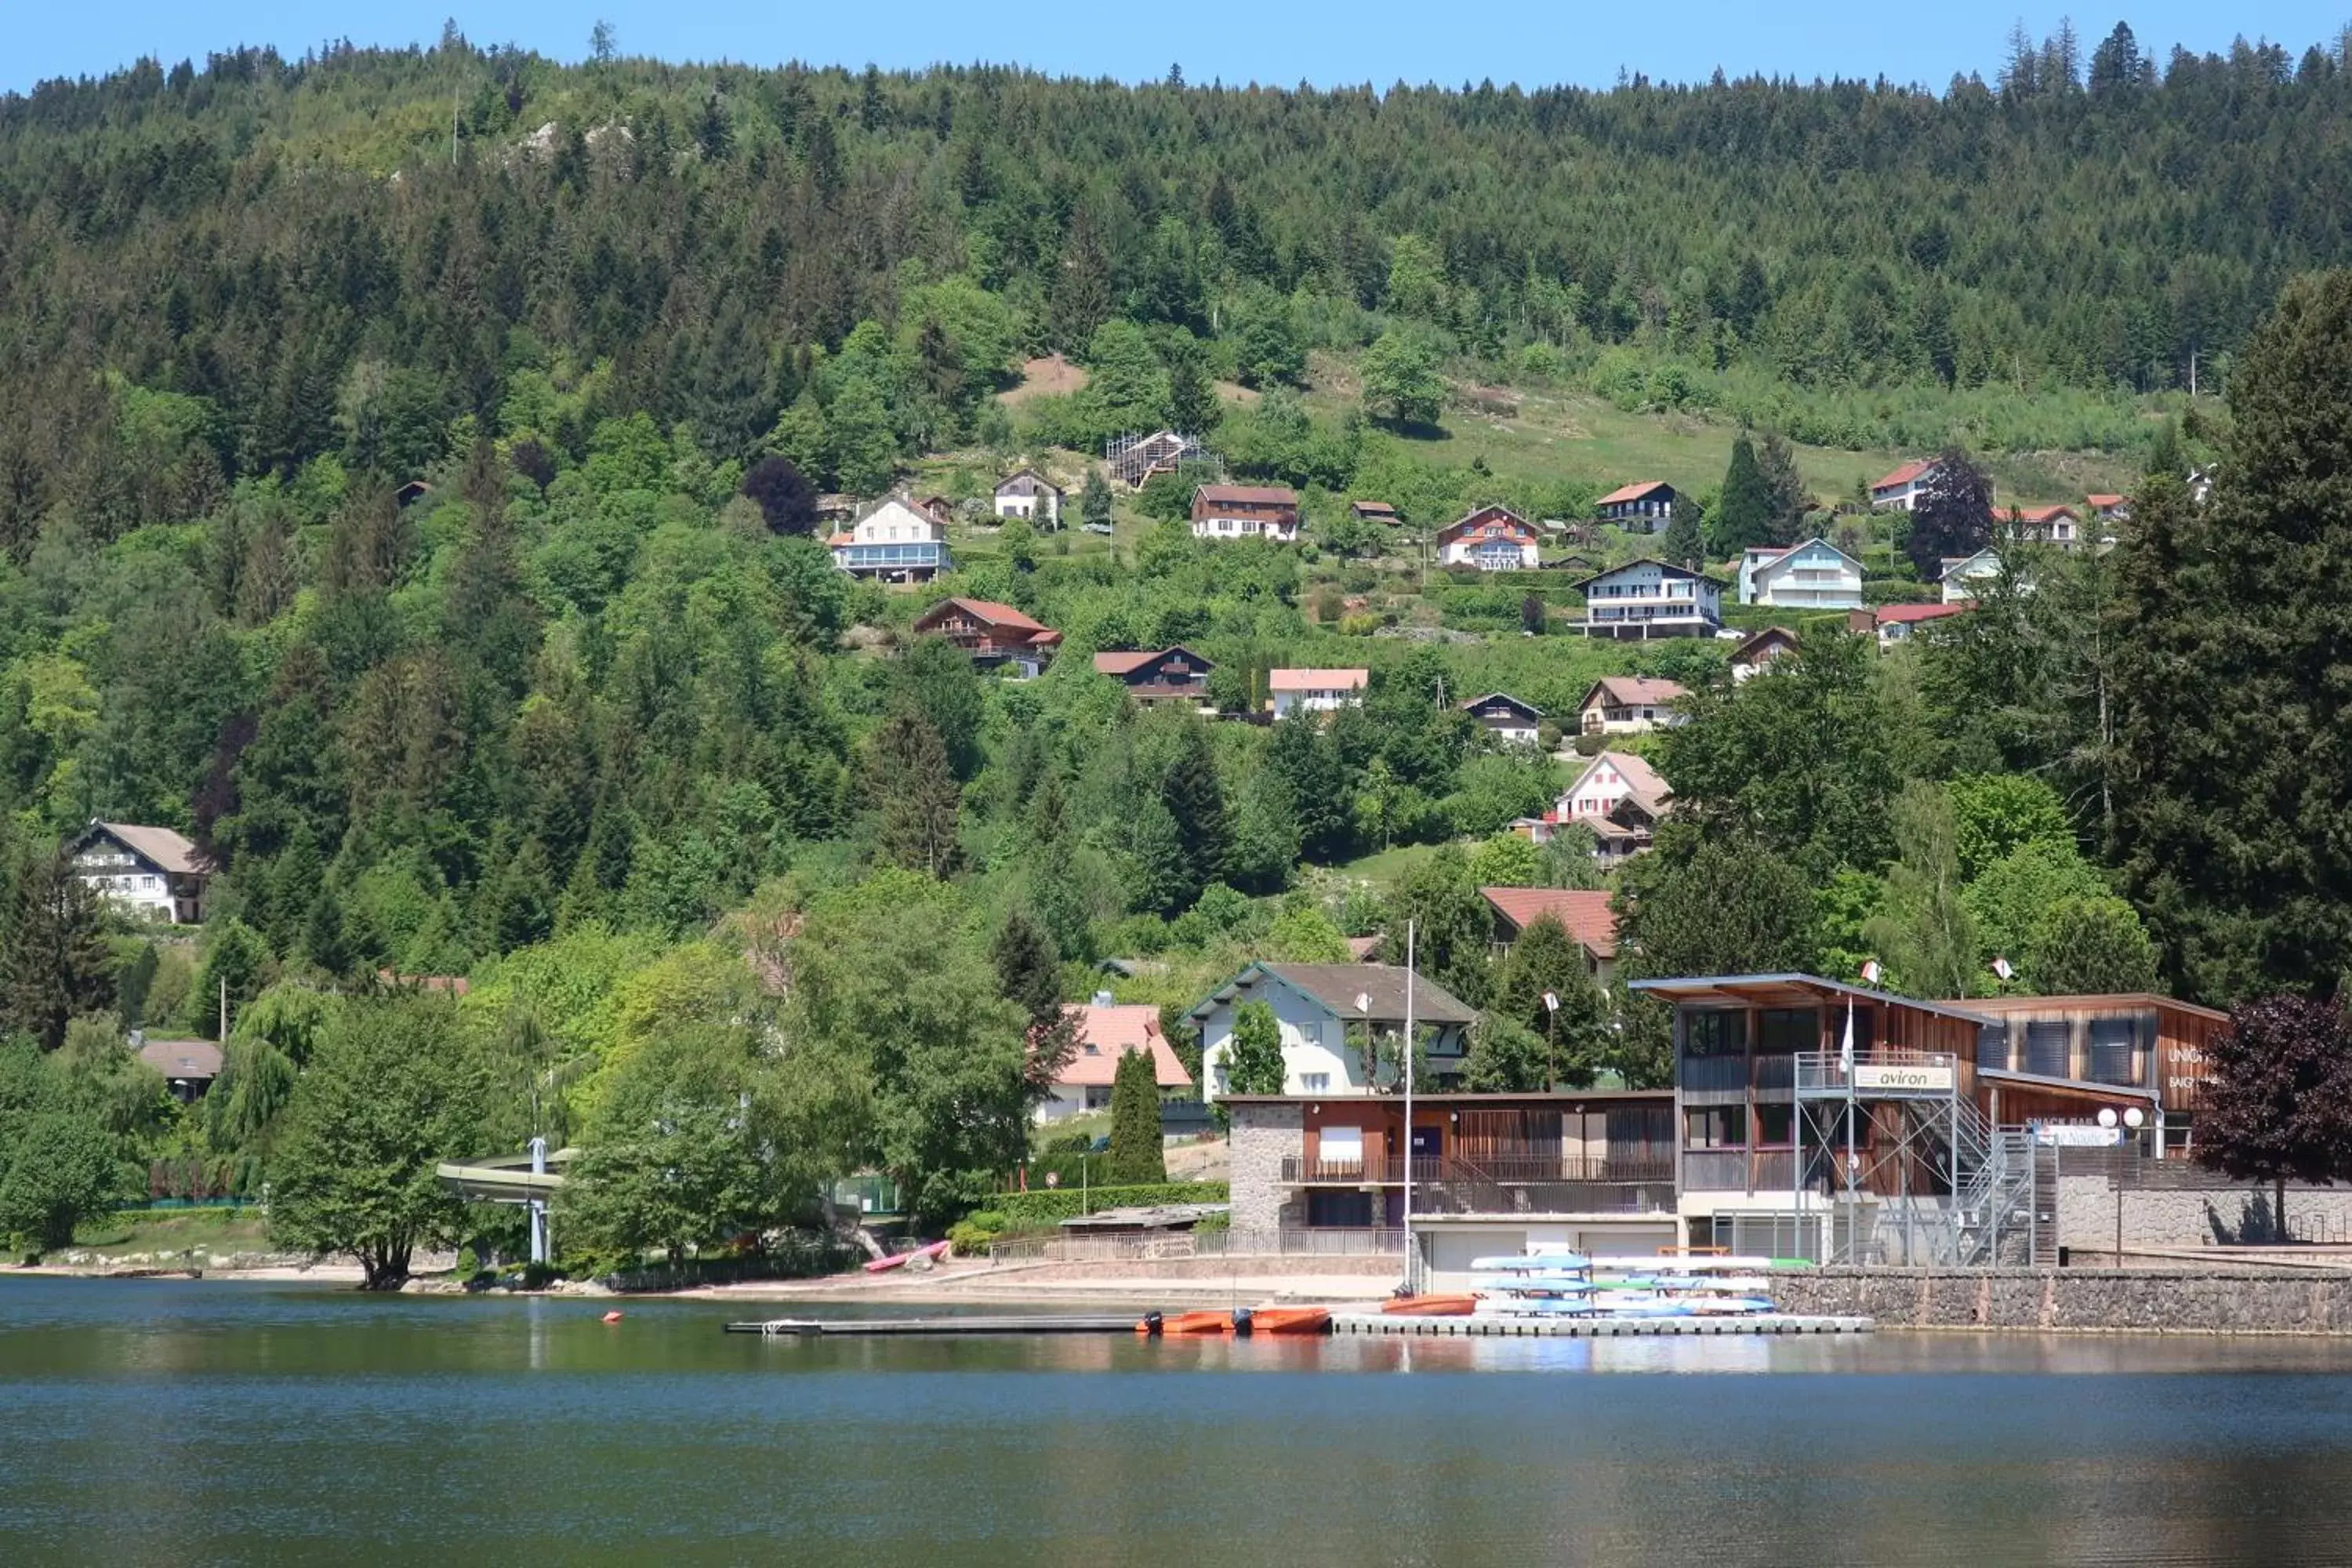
1192, 963, 1477, 1100
2006, 504, 2082, 551
1870, 459, 1940, 511
1461, 692, 1544, 745
1849, 602, 1970, 648
829, 499, 953, 583
1737, 537, 1864, 610
1595, 481, 1678, 532
1036, 997, 1193, 1123
993, 469, 1062, 524
1577, 677, 1687, 735
1435, 504, 1541, 570
1940, 548, 2004, 603
1553, 750, 1670, 826
67, 821, 212, 924
1190, 484, 1300, 542
1571, 560, 1723, 639
1269, 667, 1367, 719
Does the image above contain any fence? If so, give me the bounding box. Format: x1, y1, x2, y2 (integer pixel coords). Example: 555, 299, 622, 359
989, 1227, 1406, 1265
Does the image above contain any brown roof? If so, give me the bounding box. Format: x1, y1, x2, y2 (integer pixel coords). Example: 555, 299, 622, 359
1730, 626, 1800, 663
82, 822, 209, 875
2009, 504, 2078, 524
1352, 500, 1400, 517
1191, 962, 1478, 1025
1597, 480, 1673, 506
1269, 667, 1368, 692
1873, 459, 1935, 491
1479, 887, 1619, 959
1094, 646, 1209, 677
917, 597, 1055, 637
1580, 677, 1687, 709
2085, 493, 2126, 508
1869, 602, 1969, 626
1051, 1004, 1194, 1089
1567, 750, 1670, 804
1195, 484, 1298, 506
138, 1037, 223, 1080
1344, 935, 1384, 960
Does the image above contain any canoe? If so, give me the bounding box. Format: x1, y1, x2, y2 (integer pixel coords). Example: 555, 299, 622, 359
862, 1240, 949, 1274
1247, 1307, 1332, 1336
1471, 1254, 1589, 1272
1138, 1308, 1237, 1337
1381, 1294, 1480, 1317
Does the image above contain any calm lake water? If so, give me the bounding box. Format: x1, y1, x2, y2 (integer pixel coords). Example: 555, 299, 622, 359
6, 1278, 2352, 1566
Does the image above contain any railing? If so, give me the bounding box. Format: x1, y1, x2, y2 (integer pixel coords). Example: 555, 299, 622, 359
1279, 1156, 1674, 1185
988, 1227, 1406, 1264
1795, 1049, 1960, 1096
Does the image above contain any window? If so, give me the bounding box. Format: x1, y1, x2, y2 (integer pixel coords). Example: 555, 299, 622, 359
1757, 1008, 1818, 1055
1318, 1124, 1362, 1163
1686, 1011, 1748, 1058
1976, 1024, 2010, 1070
1301, 1073, 1331, 1094
1685, 1107, 1746, 1149
1754, 1103, 1795, 1148
2089, 1018, 2140, 1085
2025, 1021, 2071, 1077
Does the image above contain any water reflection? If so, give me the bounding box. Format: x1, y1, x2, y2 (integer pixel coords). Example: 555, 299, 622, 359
9, 1279, 2352, 1566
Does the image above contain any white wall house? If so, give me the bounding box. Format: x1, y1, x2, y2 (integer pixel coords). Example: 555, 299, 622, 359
1461, 692, 1544, 745
1871, 459, 1938, 511
1737, 537, 1864, 610
1555, 750, 1671, 826
1191, 963, 1476, 1101
1577, 677, 1687, 735
1269, 667, 1367, 719
1035, 998, 1192, 1123
1940, 548, 2004, 603
68, 822, 211, 924
830, 499, 953, 583
2007, 505, 2082, 550
1435, 505, 1541, 570
993, 470, 1062, 524
1572, 561, 1723, 639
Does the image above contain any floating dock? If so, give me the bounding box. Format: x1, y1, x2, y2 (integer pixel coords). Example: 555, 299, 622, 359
724, 1315, 1140, 1337
1332, 1313, 1875, 1338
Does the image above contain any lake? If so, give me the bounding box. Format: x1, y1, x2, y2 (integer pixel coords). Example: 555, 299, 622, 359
5, 1277, 2352, 1565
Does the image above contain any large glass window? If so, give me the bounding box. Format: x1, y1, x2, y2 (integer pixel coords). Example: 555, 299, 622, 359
1757, 1008, 1819, 1055
1753, 1104, 1795, 1148
2088, 1018, 2140, 1085
2025, 1021, 2071, 1078
1686, 1011, 1748, 1058
1684, 1107, 1747, 1149
1976, 1024, 2011, 1070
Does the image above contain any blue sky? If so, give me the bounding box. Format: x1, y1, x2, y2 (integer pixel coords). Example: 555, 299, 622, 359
9, 2, 2347, 96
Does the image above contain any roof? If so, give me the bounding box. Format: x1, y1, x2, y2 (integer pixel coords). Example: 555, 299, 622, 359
1461, 691, 1543, 720
1597, 480, 1674, 506
995, 468, 1061, 494
1581, 676, 1687, 709
1094, 645, 1210, 677
1957, 992, 2229, 1024
1051, 1004, 1193, 1089
1578, 559, 1715, 588
1438, 504, 1534, 539
1194, 484, 1298, 506
2085, 493, 2126, 508
1269, 667, 1369, 692
1220, 1088, 1673, 1107
1628, 973, 2001, 1026
138, 1036, 223, 1080
1480, 887, 1618, 959
1749, 535, 1861, 573
1940, 549, 2002, 577
1872, 459, 1936, 492
1352, 499, 1400, 517
917, 597, 1055, 637
78, 822, 209, 875
1566, 750, 1670, 803
1189, 962, 1479, 1026
1730, 626, 1801, 663
2009, 504, 2078, 524
1871, 602, 1969, 626
1344, 935, 1383, 960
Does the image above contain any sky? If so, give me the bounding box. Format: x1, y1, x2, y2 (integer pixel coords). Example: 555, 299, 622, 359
8, 2, 2349, 96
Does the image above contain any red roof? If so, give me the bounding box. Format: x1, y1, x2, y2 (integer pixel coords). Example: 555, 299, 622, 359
1581, 676, 1687, 709
1872, 459, 1935, 492
1874, 602, 1969, 625
1597, 480, 1673, 506
1436, 505, 1536, 545
1050, 1004, 1194, 1090
2009, 504, 2078, 524
2085, 493, 2125, 508
1195, 484, 1298, 507
918, 597, 1054, 636
1479, 887, 1619, 960
1269, 667, 1368, 692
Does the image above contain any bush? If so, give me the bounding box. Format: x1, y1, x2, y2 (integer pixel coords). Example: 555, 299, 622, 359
993, 1181, 1228, 1225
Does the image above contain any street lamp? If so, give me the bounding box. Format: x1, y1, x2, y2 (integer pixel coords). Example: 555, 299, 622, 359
2097, 1105, 2149, 1264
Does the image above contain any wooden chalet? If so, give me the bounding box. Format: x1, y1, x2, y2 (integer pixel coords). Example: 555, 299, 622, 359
1093, 647, 1214, 706
912, 597, 1062, 678
1460, 691, 1544, 744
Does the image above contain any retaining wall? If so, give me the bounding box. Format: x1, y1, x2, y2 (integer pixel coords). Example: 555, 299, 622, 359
2052, 1171, 2352, 1251
1225, 1103, 1305, 1232
1776, 1267, 2352, 1334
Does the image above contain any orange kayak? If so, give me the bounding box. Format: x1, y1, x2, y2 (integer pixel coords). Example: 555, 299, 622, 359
1137, 1309, 1237, 1336
1381, 1294, 1479, 1318
1244, 1307, 1331, 1336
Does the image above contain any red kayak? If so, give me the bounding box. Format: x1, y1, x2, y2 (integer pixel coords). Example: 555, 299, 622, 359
1381, 1294, 1479, 1318
862, 1240, 949, 1273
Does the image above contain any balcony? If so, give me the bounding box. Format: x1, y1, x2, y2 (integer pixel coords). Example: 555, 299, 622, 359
1278, 1155, 1678, 1215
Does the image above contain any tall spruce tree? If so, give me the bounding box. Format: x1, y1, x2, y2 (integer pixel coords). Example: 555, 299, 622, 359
1105, 1047, 1167, 1184
0, 852, 115, 1052
866, 712, 962, 877
1710, 434, 1773, 555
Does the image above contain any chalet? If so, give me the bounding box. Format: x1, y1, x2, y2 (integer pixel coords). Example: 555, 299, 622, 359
1940, 548, 2004, 604
1729, 626, 1801, 683
1435, 504, 1541, 571
2086, 493, 2130, 524
1221, 1089, 1679, 1260
1850, 601, 1969, 648
829, 499, 950, 583
138, 1036, 223, 1104
1192, 962, 1478, 1100
1577, 676, 1687, 735
914, 495, 957, 526
1588, 793, 1667, 867
911, 597, 1062, 678
1541, 551, 1600, 575
2005, 504, 2082, 550
1461, 692, 1544, 745
67, 822, 211, 924
1093, 647, 1214, 707
1269, 667, 1368, 719
1109, 430, 1205, 487
1595, 480, 1677, 532
1555, 750, 1669, 823
1737, 537, 1864, 611
1191, 484, 1300, 543
1036, 996, 1194, 1123
1351, 500, 1401, 524
1570, 560, 1723, 639
1870, 459, 1940, 511
993, 469, 1062, 524
393, 478, 434, 509
1480, 887, 1620, 983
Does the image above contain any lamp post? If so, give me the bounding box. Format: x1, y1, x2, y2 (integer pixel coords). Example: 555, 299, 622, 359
2098, 1105, 2147, 1264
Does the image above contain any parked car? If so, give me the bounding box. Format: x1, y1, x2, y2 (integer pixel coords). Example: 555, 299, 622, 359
1083, 521, 1115, 535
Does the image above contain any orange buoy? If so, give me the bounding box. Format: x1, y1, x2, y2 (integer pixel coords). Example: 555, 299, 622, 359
601, 1310, 624, 1323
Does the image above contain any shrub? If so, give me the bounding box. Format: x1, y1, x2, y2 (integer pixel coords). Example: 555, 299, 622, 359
992, 1181, 1228, 1225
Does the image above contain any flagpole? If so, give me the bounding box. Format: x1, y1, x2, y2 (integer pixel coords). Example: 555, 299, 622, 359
1402, 918, 1417, 1296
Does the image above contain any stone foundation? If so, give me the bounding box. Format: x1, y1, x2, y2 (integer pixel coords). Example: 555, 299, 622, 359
1775, 1267, 2352, 1334
1225, 1102, 1305, 1232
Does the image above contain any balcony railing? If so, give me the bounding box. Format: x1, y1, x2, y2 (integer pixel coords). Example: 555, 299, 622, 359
1796, 1049, 1960, 1097
1279, 1155, 1674, 1186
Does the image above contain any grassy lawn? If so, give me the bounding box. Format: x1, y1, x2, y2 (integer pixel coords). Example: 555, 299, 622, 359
69, 1207, 270, 1260
1032, 1109, 1112, 1152
1335, 841, 1441, 888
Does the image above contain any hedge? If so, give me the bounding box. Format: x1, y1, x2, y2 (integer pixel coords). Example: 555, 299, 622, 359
992, 1181, 1229, 1226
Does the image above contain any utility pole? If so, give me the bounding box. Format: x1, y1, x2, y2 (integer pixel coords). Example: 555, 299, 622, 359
1401, 918, 1417, 1295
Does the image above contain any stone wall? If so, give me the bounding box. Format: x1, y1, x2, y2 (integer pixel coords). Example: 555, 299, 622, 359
1776, 1267, 2352, 1333
1226, 1102, 1305, 1232
2051, 1170, 2352, 1254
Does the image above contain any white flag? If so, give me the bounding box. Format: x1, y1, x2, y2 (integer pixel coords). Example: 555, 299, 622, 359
1860, 959, 1882, 985
1840, 996, 1855, 1074
1991, 956, 2014, 982
1542, 991, 1559, 1014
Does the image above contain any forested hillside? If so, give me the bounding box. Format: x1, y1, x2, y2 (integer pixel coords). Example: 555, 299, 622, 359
5, 24, 2352, 1272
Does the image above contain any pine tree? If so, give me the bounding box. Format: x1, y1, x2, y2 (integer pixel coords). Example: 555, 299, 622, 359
0, 852, 115, 1051
1490, 913, 1607, 1087
827, 377, 899, 495
1080, 467, 1114, 529
1221, 999, 1287, 1097
1661, 495, 1705, 570
1751, 430, 1813, 545
1158, 725, 1229, 905
1162, 342, 1221, 437
866, 712, 962, 877
990, 908, 1062, 1029
1049, 207, 1114, 354
1709, 434, 1773, 555
1105, 1048, 1167, 1184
